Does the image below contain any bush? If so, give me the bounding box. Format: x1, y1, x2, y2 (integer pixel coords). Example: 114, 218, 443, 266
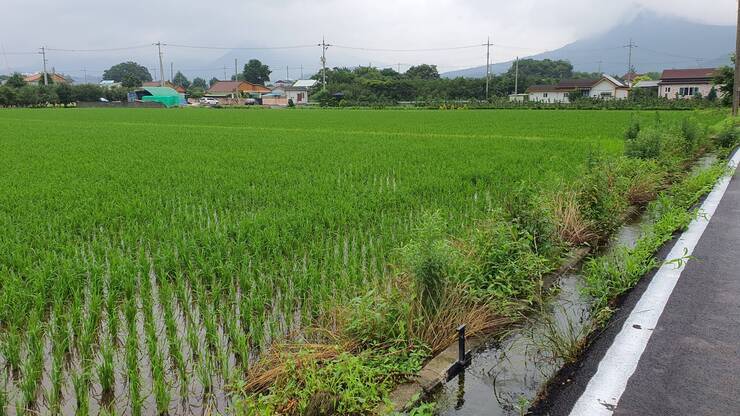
463, 212, 550, 306
399, 211, 454, 314
625, 127, 662, 159
712, 118, 738, 148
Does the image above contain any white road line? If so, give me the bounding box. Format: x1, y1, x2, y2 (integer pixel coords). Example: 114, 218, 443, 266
570, 150, 740, 416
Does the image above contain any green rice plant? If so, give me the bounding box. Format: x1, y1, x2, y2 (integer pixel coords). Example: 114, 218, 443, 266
72, 369, 90, 416
98, 341, 115, 404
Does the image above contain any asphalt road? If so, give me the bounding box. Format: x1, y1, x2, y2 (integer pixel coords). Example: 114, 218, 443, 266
536, 160, 740, 416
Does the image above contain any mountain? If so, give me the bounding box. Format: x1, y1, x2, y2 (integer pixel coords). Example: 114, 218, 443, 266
443, 12, 735, 78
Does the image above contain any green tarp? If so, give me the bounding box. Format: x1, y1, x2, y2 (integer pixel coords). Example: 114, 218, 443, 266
139, 86, 183, 108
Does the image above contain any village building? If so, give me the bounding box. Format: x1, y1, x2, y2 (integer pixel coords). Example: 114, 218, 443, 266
24, 72, 69, 84
526, 75, 628, 103
205, 80, 271, 104
657, 68, 717, 99
263, 80, 318, 106
142, 81, 186, 94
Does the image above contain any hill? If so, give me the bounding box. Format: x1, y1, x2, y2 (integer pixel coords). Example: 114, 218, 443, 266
443, 12, 735, 78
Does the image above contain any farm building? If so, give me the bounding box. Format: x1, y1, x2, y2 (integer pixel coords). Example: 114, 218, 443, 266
658, 68, 717, 99
143, 81, 186, 94
526, 75, 628, 103
24, 72, 69, 84
263, 80, 318, 106
134, 86, 184, 107
99, 80, 122, 89
206, 81, 271, 102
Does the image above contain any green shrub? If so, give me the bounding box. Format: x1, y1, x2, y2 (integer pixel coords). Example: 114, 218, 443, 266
399, 212, 454, 314
463, 213, 551, 306
625, 127, 662, 159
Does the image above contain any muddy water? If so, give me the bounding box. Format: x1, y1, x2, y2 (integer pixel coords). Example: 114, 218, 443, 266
434, 214, 646, 416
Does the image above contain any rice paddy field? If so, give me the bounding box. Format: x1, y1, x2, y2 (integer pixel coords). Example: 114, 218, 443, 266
0, 108, 726, 415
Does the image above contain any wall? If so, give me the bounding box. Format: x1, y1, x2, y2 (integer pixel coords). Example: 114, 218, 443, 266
286, 90, 308, 105
588, 79, 629, 100
529, 91, 568, 103
659, 83, 713, 100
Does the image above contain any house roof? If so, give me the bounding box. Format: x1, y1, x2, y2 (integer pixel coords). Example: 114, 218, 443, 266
556, 78, 600, 89
602, 74, 627, 88
138, 86, 181, 97
207, 80, 271, 94
143, 81, 186, 93
526, 84, 559, 93
24, 73, 69, 84
660, 68, 717, 81
293, 79, 318, 88
633, 80, 660, 88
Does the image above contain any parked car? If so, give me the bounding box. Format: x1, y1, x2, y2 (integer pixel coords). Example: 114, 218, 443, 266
199, 97, 220, 106
244, 98, 257, 106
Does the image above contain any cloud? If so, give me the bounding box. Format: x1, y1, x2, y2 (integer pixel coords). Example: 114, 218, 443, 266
0, 0, 734, 78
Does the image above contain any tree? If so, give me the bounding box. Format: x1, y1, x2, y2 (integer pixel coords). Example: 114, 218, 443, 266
192, 77, 208, 90
72, 84, 105, 102
173, 71, 190, 89
16, 85, 41, 106
405, 64, 440, 80
55, 83, 74, 106
103, 61, 152, 84
209, 77, 219, 87
707, 86, 718, 102
0, 86, 16, 107
242, 59, 271, 85
713, 55, 734, 106
6, 72, 26, 89
121, 74, 142, 88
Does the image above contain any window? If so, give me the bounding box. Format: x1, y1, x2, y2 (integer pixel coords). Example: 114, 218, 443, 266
543, 92, 548, 98
678, 87, 699, 96
600, 91, 613, 98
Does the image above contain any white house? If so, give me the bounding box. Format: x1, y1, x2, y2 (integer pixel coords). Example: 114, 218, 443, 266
526, 75, 628, 103
658, 68, 716, 99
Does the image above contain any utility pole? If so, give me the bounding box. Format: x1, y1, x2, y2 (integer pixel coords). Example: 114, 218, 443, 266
734, 0, 740, 116
40, 46, 48, 85
82, 67, 88, 84
597, 60, 603, 74
287, 65, 290, 80
223, 66, 227, 80
300, 65, 304, 79
155, 42, 165, 87
514, 57, 519, 95
318, 36, 331, 91
484, 36, 491, 100
624, 39, 637, 87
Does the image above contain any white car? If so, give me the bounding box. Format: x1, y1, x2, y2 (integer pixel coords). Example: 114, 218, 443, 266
199, 97, 220, 106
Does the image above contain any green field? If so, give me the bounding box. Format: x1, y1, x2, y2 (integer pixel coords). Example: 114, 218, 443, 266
0, 108, 725, 414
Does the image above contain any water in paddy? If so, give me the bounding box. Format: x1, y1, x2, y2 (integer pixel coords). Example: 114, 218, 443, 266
433, 215, 646, 416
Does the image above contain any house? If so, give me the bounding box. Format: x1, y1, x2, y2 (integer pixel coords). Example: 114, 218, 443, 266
133, 86, 184, 107
658, 68, 716, 99
508, 93, 528, 102
24, 72, 69, 84
205, 81, 271, 103
143, 81, 186, 94
632, 79, 660, 96
526, 75, 628, 103
285, 79, 318, 105
99, 80, 122, 89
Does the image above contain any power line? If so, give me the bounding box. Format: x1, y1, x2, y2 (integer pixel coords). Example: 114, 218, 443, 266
46, 44, 152, 53
332, 44, 482, 52
163, 43, 316, 51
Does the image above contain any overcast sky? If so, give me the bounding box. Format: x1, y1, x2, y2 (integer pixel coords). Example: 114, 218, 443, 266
0, 0, 735, 80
